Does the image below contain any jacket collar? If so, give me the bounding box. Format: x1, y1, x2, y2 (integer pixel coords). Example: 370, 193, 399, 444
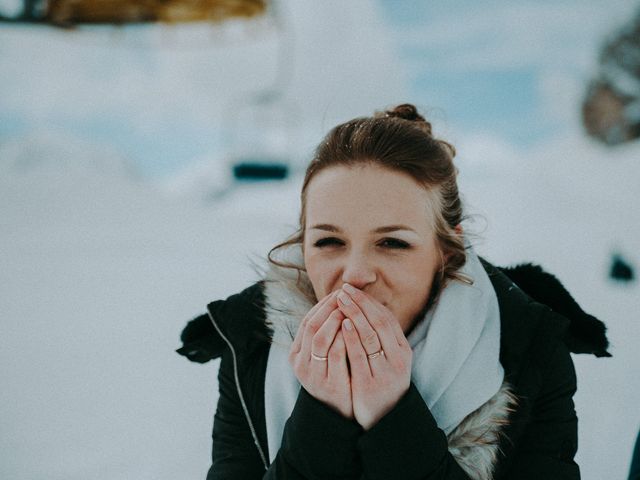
177, 254, 609, 480
261, 250, 518, 480
177, 255, 610, 365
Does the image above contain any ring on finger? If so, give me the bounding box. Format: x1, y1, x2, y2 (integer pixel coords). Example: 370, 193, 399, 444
311, 352, 329, 361
367, 349, 385, 360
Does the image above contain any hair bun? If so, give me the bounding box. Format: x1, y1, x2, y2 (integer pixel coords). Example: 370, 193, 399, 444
385, 103, 432, 135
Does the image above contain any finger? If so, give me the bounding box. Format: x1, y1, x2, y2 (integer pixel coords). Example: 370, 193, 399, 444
291, 290, 338, 355
312, 308, 345, 360
327, 331, 349, 382
299, 295, 340, 361
292, 290, 335, 349
368, 295, 410, 348
341, 318, 371, 378
337, 290, 382, 356
341, 284, 403, 357
345, 283, 409, 348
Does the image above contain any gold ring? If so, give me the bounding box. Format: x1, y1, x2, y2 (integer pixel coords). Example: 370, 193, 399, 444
367, 350, 385, 360
311, 352, 328, 361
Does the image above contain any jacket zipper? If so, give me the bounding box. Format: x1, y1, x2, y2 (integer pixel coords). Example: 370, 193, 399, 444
206, 309, 269, 471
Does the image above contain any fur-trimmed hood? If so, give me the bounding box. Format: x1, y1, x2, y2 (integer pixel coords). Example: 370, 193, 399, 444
259, 252, 520, 480
177, 258, 610, 364
176, 257, 610, 480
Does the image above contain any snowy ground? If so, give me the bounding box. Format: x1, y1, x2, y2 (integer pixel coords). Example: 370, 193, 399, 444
1, 129, 639, 480
1, 1, 639, 479
0, 134, 299, 479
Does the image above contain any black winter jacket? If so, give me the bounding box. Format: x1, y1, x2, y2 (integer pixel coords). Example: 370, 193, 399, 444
177, 258, 610, 480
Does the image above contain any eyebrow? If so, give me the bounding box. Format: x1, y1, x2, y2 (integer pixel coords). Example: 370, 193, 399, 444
310, 224, 418, 234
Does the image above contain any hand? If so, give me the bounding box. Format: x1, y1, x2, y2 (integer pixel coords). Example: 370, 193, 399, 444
288, 291, 354, 419
336, 284, 413, 430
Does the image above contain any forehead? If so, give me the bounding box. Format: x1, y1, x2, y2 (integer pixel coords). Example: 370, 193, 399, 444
305, 164, 434, 229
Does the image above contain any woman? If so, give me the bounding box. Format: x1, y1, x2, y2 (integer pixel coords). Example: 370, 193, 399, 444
177, 104, 611, 479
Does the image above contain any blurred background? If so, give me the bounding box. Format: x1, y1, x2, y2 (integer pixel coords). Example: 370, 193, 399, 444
1, 0, 639, 479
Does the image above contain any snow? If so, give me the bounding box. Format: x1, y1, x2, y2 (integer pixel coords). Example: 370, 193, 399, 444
0, 0, 406, 179
2, 127, 639, 480
457, 133, 640, 480
0, 133, 301, 480
1, 1, 639, 479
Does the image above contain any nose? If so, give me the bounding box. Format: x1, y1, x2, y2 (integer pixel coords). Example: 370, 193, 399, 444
341, 250, 377, 290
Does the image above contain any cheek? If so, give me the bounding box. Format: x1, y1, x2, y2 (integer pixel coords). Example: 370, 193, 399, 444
389, 254, 438, 304
391, 252, 438, 284
393, 265, 432, 299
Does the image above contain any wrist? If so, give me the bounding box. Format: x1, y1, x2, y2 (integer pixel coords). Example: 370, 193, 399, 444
360, 384, 411, 430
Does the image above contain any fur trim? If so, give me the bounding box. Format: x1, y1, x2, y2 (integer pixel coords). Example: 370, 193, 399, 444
501, 263, 611, 357
262, 247, 315, 347
447, 381, 518, 480
262, 252, 517, 480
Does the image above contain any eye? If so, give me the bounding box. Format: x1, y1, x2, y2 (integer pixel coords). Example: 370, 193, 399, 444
313, 237, 344, 248
378, 238, 410, 249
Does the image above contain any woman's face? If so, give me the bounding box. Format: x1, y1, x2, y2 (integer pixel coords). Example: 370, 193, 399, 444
303, 163, 442, 334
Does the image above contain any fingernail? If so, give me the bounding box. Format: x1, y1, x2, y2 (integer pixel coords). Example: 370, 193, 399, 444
343, 318, 353, 331
342, 283, 357, 295
337, 291, 351, 305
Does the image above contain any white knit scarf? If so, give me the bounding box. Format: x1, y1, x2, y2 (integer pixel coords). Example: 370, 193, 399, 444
263, 244, 504, 464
